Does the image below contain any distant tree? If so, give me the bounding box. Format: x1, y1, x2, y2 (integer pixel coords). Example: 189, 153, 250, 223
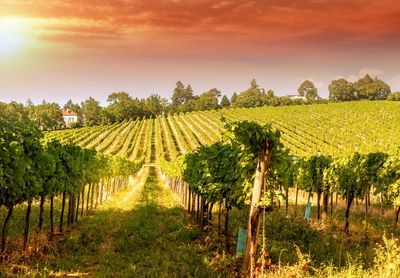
262, 89, 277, 106
160, 97, 171, 113
145, 94, 164, 117
233, 79, 265, 108
0, 101, 29, 122
106, 92, 139, 121
171, 81, 194, 110
298, 80, 318, 102
81, 97, 104, 126
107, 92, 132, 105
388, 92, 400, 101
231, 92, 238, 105
266, 89, 275, 98
193, 88, 221, 111
354, 74, 391, 100
28, 102, 65, 130
220, 95, 231, 108
328, 79, 355, 102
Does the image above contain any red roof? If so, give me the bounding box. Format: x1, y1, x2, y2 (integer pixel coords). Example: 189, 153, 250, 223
62, 108, 77, 116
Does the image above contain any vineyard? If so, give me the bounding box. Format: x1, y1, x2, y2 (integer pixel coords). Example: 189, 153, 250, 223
45, 101, 400, 159
1, 100, 400, 276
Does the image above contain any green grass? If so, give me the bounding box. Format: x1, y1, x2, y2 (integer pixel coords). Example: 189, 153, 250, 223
1, 173, 398, 277
26, 167, 217, 277
224, 195, 399, 271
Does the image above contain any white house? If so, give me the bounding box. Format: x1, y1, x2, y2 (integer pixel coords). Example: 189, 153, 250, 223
62, 108, 78, 125
283, 94, 307, 101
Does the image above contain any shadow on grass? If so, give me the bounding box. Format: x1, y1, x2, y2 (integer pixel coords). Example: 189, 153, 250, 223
32, 167, 216, 277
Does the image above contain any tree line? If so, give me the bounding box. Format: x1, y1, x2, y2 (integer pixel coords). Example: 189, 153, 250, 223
1, 75, 398, 131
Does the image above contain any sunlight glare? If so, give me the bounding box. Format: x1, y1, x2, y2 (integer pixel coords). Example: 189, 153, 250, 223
0, 17, 25, 56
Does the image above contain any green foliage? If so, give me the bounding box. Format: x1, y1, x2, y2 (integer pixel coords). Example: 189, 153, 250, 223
81, 97, 104, 126
304, 155, 331, 194
105, 92, 147, 122
180, 121, 284, 208
298, 80, 319, 102
232, 79, 265, 108
0, 101, 29, 122
173, 86, 221, 113
190, 88, 221, 111
145, 94, 169, 116
220, 95, 231, 108
28, 102, 65, 131
183, 142, 244, 207
372, 235, 400, 277
354, 75, 391, 100
379, 154, 400, 207
329, 78, 356, 102
388, 92, 400, 101
172, 81, 194, 110
331, 154, 364, 198
0, 119, 40, 207
160, 156, 185, 178
230, 92, 238, 104
0, 119, 143, 211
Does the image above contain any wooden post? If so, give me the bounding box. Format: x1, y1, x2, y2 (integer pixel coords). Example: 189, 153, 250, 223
242, 140, 273, 277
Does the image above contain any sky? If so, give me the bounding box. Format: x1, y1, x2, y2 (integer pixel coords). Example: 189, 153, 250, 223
0, 0, 400, 105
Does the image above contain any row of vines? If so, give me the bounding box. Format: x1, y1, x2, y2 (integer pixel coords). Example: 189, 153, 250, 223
0, 119, 144, 254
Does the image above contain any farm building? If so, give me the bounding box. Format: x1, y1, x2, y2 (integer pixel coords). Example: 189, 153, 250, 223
62, 108, 78, 125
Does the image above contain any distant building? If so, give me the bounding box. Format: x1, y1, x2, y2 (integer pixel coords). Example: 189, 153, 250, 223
62, 108, 78, 125
283, 94, 307, 101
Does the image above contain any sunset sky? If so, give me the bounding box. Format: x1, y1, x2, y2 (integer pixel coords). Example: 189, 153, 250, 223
1, 0, 400, 105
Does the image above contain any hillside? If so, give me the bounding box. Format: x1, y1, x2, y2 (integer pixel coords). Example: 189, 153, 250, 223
46, 101, 400, 159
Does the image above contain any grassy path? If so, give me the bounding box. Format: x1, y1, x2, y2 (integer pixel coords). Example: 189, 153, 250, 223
37, 166, 215, 277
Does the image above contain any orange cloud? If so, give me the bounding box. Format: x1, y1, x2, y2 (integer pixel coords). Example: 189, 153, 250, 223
1, 0, 399, 57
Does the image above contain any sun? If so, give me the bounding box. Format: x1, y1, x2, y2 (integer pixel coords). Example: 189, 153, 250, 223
0, 17, 24, 56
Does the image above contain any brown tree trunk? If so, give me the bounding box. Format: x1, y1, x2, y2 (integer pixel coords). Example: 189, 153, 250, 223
393, 206, 400, 233
208, 202, 214, 225
242, 139, 272, 277
191, 192, 195, 217
67, 196, 72, 225
295, 184, 299, 216
90, 183, 95, 210
330, 192, 333, 219
307, 189, 312, 203
75, 193, 80, 222
344, 192, 354, 236
1, 205, 13, 253
100, 180, 104, 205
201, 199, 208, 228
285, 188, 289, 214
23, 201, 32, 249
38, 194, 45, 231
224, 204, 230, 251
86, 183, 91, 212
317, 191, 322, 220
95, 180, 100, 209
188, 189, 191, 213
335, 191, 338, 206
196, 195, 200, 223
50, 194, 54, 239
322, 191, 329, 220
60, 191, 66, 233
364, 194, 368, 238
218, 201, 222, 236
